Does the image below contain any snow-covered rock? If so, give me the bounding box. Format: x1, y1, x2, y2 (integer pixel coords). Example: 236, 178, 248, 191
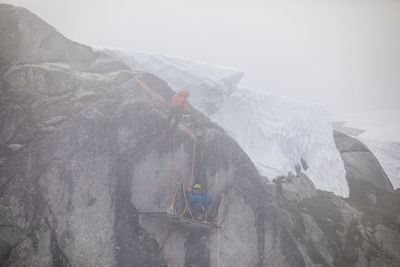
98, 48, 244, 115
212, 88, 349, 197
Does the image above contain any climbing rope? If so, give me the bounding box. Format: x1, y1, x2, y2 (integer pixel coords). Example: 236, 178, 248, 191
203, 222, 226, 267
131, 72, 225, 267
171, 131, 176, 214
180, 130, 196, 220
176, 124, 197, 220
191, 140, 196, 187
221, 223, 226, 267
133, 75, 169, 112
170, 224, 176, 267
171, 122, 177, 267
132, 72, 198, 212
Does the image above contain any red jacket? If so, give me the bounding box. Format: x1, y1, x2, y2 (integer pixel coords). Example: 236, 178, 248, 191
170, 90, 189, 112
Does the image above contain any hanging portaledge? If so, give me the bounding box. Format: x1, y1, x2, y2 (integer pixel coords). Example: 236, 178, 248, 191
139, 212, 221, 230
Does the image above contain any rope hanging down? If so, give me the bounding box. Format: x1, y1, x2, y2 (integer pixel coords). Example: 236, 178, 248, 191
131, 72, 224, 267
132, 72, 198, 190
172, 132, 176, 214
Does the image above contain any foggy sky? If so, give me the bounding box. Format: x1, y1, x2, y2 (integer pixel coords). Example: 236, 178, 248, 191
2, 0, 400, 114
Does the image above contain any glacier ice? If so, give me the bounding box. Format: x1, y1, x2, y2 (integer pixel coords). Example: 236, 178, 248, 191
211, 88, 349, 197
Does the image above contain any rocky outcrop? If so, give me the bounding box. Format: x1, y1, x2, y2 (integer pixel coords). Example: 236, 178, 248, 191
274, 172, 400, 267
334, 131, 393, 192
374, 224, 400, 260
274, 173, 361, 266
0, 4, 127, 76
274, 172, 317, 202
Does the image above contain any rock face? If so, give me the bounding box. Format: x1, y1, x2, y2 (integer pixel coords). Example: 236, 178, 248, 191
334, 131, 394, 192
2, 4, 400, 267
0, 4, 127, 76
274, 171, 400, 267
0, 5, 309, 267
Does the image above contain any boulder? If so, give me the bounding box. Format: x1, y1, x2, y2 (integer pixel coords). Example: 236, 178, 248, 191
276, 173, 317, 202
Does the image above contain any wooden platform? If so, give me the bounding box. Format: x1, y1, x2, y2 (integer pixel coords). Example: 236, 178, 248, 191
139, 212, 221, 230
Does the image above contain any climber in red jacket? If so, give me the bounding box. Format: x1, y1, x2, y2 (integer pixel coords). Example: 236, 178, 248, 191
167, 89, 189, 133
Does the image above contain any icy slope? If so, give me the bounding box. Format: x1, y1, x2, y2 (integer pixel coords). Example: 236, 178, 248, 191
334, 109, 400, 189
98, 48, 243, 115
212, 88, 349, 197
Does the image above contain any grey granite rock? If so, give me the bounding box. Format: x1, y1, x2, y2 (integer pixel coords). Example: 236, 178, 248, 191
2, 4, 400, 267
334, 131, 370, 153
0, 4, 312, 267
334, 131, 393, 192
341, 151, 393, 191
374, 224, 400, 260
277, 172, 317, 202
301, 213, 334, 266
0, 4, 126, 76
